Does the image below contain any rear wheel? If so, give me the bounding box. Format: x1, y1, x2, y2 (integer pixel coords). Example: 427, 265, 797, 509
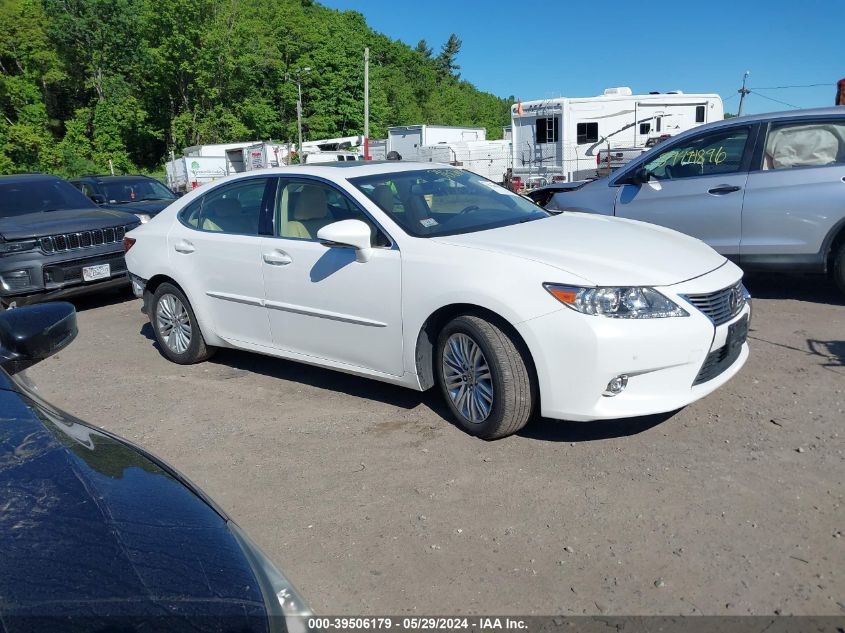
436, 315, 536, 440
150, 283, 214, 364
833, 242, 845, 296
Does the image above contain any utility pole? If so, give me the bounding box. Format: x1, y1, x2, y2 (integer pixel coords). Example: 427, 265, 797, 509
737, 71, 750, 116
286, 67, 311, 162
364, 47, 370, 160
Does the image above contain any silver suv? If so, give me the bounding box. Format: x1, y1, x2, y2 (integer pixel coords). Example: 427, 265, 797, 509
540, 107, 845, 294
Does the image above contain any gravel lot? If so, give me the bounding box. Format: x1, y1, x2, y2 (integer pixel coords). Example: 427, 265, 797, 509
27, 273, 844, 616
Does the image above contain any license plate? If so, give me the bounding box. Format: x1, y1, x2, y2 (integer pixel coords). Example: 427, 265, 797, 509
82, 263, 111, 282
726, 315, 749, 350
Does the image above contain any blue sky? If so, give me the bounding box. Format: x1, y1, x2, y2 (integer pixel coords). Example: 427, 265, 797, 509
320, 0, 844, 114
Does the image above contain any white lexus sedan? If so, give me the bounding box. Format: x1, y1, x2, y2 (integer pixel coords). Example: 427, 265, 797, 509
124, 163, 750, 439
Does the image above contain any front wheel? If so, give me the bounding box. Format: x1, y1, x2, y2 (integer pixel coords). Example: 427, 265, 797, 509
150, 283, 214, 364
436, 315, 536, 440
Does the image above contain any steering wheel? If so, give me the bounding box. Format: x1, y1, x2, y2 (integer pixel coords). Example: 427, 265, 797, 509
458, 205, 481, 215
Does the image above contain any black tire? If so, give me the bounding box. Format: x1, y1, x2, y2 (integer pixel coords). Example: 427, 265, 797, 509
435, 314, 536, 440
833, 242, 845, 296
150, 282, 214, 364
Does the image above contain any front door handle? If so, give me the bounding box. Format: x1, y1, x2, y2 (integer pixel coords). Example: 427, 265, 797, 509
708, 185, 742, 195
174, 240, 195, 254
263, 251, 292, 266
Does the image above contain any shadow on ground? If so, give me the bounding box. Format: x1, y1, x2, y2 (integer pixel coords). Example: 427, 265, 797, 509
743, 272, 844, 306
518, 410, 678, 443
69, 287, 135, 312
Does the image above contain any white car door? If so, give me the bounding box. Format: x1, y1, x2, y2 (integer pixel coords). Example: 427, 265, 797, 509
169, 177, 274, 348
613, 125, 753, 257
260, 178, 404, 376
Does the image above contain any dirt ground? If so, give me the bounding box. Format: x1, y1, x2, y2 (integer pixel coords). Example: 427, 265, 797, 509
27, 273, 844, 616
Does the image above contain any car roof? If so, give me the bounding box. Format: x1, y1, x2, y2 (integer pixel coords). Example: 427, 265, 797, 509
0, 173, 64, 184
80, 174, 156, 183
238, 161, 465, 180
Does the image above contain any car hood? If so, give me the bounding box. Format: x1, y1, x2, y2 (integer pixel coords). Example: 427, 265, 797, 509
101, 199, 175, 215
432, 212, 728, 287
0, 389, 268, 627
0, 208, 138, 241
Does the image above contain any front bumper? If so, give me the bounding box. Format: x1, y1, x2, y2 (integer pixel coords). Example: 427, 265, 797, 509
0, 247, 130, 306
517, 265, 750, 421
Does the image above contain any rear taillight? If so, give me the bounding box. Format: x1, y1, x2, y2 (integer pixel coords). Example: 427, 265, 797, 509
123, 237, 136, 253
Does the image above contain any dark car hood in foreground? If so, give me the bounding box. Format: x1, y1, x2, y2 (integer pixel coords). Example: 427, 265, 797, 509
0, 208, 139, 241
0, 384, 269, 632
101, 199, 175, 216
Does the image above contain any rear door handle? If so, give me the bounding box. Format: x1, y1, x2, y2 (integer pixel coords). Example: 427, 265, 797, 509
174, 240, 195, 254
708, 185, 742, 195
263, 251, 292, 266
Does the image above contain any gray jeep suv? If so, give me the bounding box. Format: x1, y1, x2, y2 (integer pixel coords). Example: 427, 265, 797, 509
0, 174, 139, 308
537, 107, 845, 294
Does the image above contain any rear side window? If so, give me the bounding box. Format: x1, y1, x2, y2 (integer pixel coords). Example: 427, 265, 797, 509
762, 120, 845, 170
199, 179, 266, 234
641, 127, 750, 180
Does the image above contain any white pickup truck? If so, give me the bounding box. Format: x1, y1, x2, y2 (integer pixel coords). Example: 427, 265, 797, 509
596, 135, 671, 177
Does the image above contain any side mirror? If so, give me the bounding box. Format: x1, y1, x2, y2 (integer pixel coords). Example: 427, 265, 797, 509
90, 194, 107, 205
0, 302, 77, 374
317, 219, 373, 263
625, 167, 651, 185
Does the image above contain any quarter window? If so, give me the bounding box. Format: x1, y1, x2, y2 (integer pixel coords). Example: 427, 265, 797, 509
762, 120, 845, 170
576, 122, 598, 144
641, 127, 750, 180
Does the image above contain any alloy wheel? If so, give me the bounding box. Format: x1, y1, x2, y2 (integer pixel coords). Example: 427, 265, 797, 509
442, 333, 494, 423
156, 294, 192, 354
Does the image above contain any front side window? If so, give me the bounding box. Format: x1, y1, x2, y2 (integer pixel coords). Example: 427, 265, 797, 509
640, 127, 750, 180
762, 120, 845, 170
197, 178, 266, 234
349, 168, 548, 238
577, 122, 598, 144
276, 179, 388, 245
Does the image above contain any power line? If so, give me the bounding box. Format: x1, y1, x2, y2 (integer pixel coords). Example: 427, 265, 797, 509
752, 83, 832, 90
750, 91, 801, 109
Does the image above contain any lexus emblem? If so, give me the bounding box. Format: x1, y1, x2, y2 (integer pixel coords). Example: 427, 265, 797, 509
729, 287, 740, 314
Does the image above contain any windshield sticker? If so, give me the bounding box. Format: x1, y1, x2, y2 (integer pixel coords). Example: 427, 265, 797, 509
420, 218, 438, 227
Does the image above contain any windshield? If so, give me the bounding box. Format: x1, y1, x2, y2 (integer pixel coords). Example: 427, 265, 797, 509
0, 179, 96, 218
349, 168, 548, 237
100, 178, 176, 203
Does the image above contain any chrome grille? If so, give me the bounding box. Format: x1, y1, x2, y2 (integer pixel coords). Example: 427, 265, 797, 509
40, 225, 129, 254
682, 282, 747, 326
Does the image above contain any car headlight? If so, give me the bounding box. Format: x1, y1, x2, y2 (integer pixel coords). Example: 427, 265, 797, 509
0, 240, 37, 255
228, 521, 313, 633
134, 213, 151, 224
544, 283, 689, 318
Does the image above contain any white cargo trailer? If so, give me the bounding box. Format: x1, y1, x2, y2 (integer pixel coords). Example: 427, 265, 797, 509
511, 87, 723, 182
388, 125, 486, 159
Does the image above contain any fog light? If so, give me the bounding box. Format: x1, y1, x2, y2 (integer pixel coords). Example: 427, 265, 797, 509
603, 374, 628, 397
0, 270, 31, 291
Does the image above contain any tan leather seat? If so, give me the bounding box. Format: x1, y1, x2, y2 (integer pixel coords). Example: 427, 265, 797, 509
285, 186, 331, 239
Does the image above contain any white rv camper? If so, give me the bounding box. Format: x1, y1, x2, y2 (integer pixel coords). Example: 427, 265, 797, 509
510, 87, 724, 182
